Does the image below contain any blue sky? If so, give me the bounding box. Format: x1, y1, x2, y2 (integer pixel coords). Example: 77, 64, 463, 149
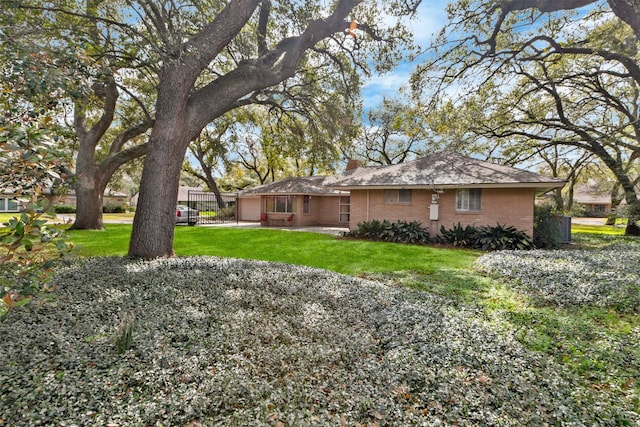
361, 0, 448, 111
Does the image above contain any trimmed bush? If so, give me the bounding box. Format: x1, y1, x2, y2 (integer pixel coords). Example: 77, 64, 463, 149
347, 220, 430, 244
103, 204, 126, 213
439, 223, 532, 251
438, 223, 479, 248
53, 204, 76, 213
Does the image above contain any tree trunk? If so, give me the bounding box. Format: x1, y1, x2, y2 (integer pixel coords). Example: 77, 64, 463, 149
624, 196, 640, 236
70, 173, 105, 230
128, 80, 190, 258
128, 141, 186, 258
207, 179, 226, 208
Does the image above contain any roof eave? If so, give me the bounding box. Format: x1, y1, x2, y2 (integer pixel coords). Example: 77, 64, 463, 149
328, 181, 568, 191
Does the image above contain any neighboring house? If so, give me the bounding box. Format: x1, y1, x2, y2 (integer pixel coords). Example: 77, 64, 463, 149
0, 192, 20, 213
176, 186, 205, 206
573, 185, 613, 217
131, 186, 204, 207
53, 189, 130, 209
1, 188, 129, 212
238, 152, 566, 237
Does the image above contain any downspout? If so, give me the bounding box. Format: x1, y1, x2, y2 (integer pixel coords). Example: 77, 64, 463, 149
367, 190, 370, 221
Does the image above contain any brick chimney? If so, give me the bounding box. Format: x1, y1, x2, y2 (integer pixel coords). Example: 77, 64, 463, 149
346, 159, 362, 171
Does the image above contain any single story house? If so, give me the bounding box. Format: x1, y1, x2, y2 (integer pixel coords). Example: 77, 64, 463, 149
327, 152, 566, 237
237, 153, 566, 237
573, 184, 613, 217
53, 189, 130, 209
0, 194, 20, 213
1, 188, 130, 212
131, 186, 205, 208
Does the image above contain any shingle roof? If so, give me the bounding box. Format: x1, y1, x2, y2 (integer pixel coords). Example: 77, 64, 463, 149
239, 176, 348, 196
328, 152, 566, 192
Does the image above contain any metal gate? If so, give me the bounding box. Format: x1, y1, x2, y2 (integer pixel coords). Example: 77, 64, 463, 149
187, 190, 238, 225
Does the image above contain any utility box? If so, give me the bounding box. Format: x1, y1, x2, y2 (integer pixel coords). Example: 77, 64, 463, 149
429, 204, 439, 221
557, 215, 571, 243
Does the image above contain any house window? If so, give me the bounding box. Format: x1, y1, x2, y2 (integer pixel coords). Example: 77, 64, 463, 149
383, 189, 412, 204
0, 197, 19, 212
339, 196, 350, 223
303, 195, 310, 214
456, 189, 481, 211
265, 195, 296, 213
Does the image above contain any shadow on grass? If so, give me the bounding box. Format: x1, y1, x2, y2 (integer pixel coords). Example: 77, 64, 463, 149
362, 266, 640, 410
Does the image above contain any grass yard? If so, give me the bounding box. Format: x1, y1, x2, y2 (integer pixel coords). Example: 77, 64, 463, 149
2, 220, 639, 424
68, 224, 480, 275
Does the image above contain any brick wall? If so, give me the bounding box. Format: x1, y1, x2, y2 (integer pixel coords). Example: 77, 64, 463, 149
349, 187, 535, 236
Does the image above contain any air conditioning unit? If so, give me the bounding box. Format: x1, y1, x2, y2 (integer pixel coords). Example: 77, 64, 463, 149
557, 215, 571, 243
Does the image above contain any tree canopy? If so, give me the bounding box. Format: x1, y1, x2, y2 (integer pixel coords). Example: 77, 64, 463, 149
4, 0, 418, 257
413, 0, 640, 234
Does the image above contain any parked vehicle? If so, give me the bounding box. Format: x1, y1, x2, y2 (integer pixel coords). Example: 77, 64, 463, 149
176, 205, 198, 226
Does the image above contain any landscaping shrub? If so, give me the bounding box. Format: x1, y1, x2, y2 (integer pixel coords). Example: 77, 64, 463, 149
438, 222, 479, 248
347, 219, 430, 244
439, 223, 532, 250
218, 206, 236, 220
0, 200, 74, 320
349, 219, 385, 240
53, 204, 76, 213
103, 204, 126, 213
475, 223, 533, 251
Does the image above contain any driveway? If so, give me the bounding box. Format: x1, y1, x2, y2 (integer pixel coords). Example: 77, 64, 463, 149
571, 217, 608, 226
57, 214, 347, 235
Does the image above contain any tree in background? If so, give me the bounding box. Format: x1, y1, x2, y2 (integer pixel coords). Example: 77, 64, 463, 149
413, 1, 640, 234
184, 59, 360, 197
184, 124, 231, 207
349, 97, 435, 165
2, 1, 154, 230
6, 0, 417, 257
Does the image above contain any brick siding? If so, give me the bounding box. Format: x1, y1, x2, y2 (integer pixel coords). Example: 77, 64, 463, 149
349, 188, 535, 236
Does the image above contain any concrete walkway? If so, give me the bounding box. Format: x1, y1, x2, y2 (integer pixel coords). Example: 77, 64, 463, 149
57, 214, 348, 235
198, 221, 349, 235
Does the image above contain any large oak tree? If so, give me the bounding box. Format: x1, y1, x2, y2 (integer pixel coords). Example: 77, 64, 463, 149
122, 0, 415, 258
414, 0, 640, 234
2, 1, 154, 230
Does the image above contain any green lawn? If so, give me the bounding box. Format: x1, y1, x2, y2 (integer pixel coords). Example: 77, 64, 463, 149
572, 223, 625, 235
68, 224, 479, 275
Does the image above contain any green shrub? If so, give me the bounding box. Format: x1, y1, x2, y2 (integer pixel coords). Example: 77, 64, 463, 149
438, 223, 479, 248
103, 204, 126, 213
1, 199, 74, 320
475, 223, 533, 251
349, 219, 385, 240
439, 222, 532, 250
219, 206, 236, 220
568, 203, 587, 217
53, 205, 76, 213
347, 220, 430, 244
